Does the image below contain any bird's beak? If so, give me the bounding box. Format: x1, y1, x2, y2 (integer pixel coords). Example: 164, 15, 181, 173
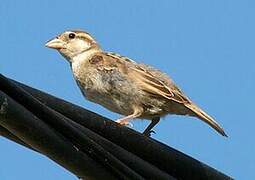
45, 38, 65, 50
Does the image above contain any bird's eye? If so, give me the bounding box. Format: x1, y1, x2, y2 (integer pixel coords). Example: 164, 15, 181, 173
69, 33, 76, 39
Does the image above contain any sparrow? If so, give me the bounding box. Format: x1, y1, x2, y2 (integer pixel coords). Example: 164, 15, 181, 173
45, 30, 227, 137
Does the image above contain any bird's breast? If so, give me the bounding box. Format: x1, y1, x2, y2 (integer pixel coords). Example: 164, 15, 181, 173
72, 66, 135, 115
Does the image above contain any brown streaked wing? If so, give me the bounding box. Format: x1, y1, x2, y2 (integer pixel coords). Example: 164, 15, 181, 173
129, 65, 190, 104
104, 52, 189, 104
105, 52, 136, 64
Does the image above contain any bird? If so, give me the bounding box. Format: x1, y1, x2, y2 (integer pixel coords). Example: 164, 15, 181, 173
45, 30, 227, 137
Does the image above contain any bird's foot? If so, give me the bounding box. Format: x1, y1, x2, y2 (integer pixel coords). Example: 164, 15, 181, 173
143, 130, 156, 137
116, 119, 133, 128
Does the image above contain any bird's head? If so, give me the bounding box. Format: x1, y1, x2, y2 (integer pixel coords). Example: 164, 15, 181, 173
45, 30, 100, 62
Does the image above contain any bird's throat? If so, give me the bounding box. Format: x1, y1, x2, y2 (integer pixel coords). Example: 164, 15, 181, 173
72, 47, 101, 64
71, 47, 101, 74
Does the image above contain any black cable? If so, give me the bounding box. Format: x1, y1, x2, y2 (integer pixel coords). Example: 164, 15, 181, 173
0, 91, 114, 179
0, 125, 35, 151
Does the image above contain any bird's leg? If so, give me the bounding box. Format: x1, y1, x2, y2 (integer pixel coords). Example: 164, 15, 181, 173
115, 115, 135, 127
116, 109, 142, 127
143, 117, 160, 137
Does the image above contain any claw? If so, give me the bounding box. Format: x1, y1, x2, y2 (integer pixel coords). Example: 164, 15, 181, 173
143, 130, 156, 137
149, 130, 156, 135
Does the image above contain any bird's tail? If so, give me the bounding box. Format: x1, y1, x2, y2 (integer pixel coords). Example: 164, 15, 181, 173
185, 103, 227, 137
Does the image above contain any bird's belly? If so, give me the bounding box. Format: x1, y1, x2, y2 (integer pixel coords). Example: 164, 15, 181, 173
78, 82, 169, 119
75, 71, 137, 116
82, 88, 135, 115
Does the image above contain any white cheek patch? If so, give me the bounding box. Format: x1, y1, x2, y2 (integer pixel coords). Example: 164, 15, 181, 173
72, 39, 91, 51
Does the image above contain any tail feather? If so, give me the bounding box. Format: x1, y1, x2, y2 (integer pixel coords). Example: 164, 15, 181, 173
185, 103, 227, 137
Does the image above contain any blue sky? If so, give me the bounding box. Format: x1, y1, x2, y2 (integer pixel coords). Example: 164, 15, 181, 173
0, 0, 254, 179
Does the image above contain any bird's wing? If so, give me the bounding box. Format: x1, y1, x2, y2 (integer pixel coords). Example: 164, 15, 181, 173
103, 52, 189, 104
128, 64, 190, 104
